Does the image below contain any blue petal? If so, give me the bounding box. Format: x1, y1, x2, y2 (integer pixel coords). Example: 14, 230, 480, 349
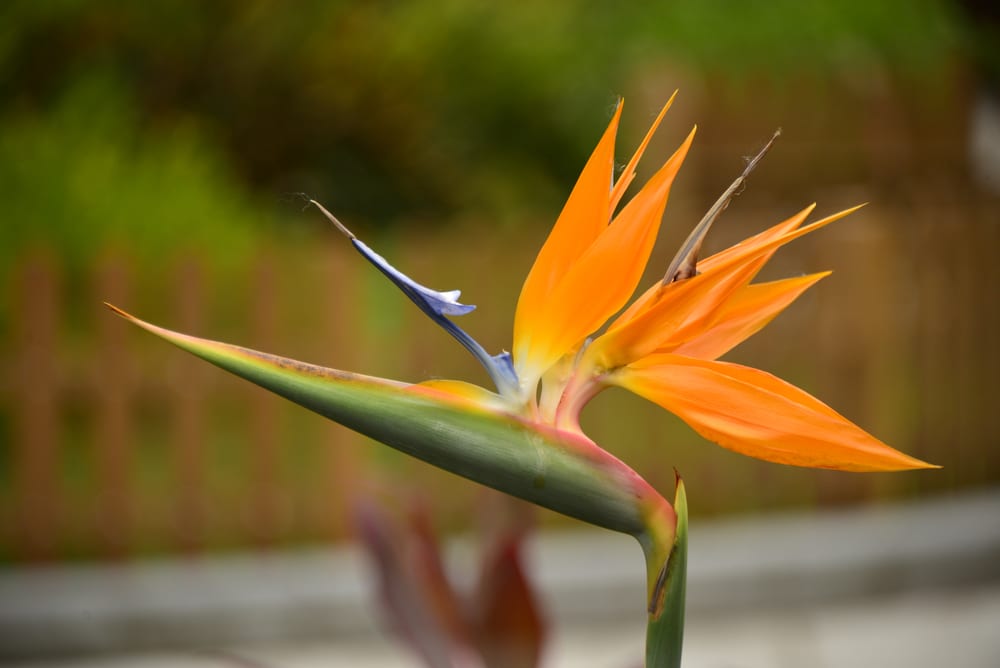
492, 351, 516, 380
353, 240, 476, 317
351, 239, 519, 397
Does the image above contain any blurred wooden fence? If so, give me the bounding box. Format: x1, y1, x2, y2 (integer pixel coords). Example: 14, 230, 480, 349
2, 191, 999, 563
4, 248, 369, 561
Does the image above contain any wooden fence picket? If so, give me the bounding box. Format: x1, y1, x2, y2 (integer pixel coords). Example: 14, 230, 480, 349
12, 253, 61, 561
93, 253, 134, 558
170, 256, 207, 553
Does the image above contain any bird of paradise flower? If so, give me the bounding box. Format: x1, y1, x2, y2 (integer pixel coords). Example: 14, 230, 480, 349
108, 93, 935, 667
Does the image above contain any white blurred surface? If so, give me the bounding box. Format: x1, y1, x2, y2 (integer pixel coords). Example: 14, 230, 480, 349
3, 488, 999, 667
9, 585, 1000, 667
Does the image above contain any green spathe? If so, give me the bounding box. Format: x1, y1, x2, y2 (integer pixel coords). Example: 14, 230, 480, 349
107, 304, 662, 538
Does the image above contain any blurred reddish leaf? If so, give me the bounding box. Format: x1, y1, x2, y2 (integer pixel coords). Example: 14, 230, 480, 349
354, 493, 547, 668
354, 499, 479, 667
473, 530, 546, 668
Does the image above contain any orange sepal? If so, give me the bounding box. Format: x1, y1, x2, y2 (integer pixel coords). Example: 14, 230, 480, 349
609, 93, 677, 213
588, 205, 859, 371
667, 271, 831, 360
513, 103, 622, 360
614, 354, 938, 472
609, 205, 816, 332
514, 126, 696, 383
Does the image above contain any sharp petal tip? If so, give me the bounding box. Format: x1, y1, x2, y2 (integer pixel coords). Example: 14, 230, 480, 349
876, 455, 940, 472
104, 302, 133, 320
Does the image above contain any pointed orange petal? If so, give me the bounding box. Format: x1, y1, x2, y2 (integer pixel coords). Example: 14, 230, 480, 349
514, 127, 696, 381
693, 205, 864, 280
608, 204, 816, 332
588, 205, 860, 370
609, 92, 677, 213
513, 103, 622, 357
614, 354, 937, 472
668, 271, 831, 360
696, 204, 815, 274
586, 246, 760, 370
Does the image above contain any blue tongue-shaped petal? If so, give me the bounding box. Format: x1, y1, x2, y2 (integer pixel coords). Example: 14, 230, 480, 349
352, 239, 476, 317
311, 200, 519, 397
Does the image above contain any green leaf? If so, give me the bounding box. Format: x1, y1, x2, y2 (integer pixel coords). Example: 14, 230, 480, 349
643, 477, 688, 668
107, 304, 660, 537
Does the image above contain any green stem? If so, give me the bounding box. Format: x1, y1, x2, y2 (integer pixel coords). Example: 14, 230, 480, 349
638, 478, 688, 668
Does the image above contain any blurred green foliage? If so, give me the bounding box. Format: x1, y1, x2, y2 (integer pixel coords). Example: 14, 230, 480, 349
0, 0, 968, 261
0, 75, 259, 273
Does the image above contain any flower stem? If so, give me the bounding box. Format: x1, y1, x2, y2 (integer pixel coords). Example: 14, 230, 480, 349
639, 477, 688, 668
